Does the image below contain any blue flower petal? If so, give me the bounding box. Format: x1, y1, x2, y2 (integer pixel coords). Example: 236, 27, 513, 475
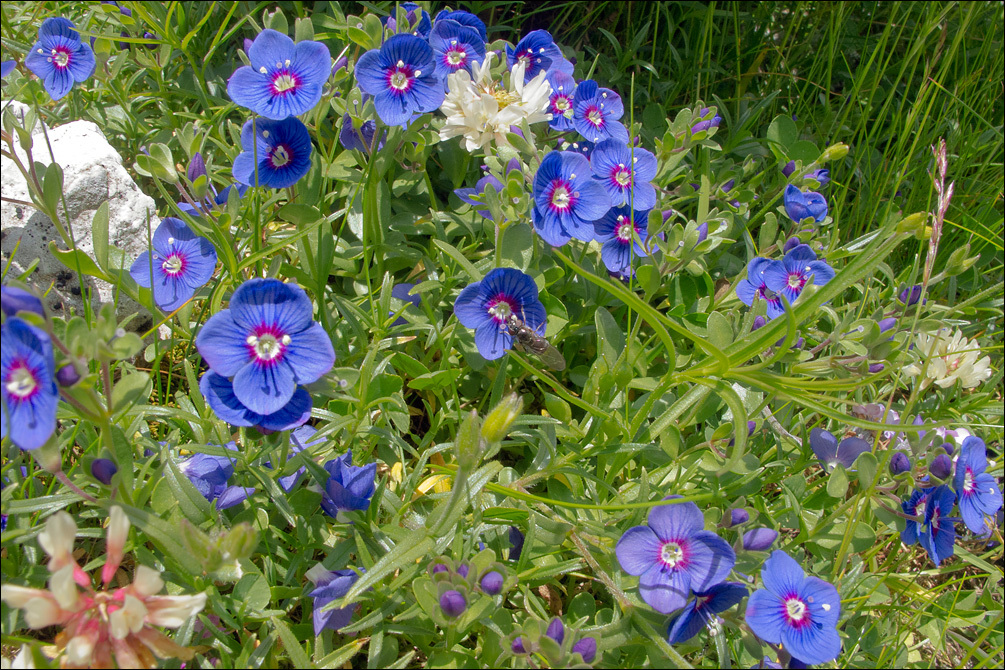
647, 500, 705, 541
474, 322, 510, 360
217, 485, 255, 510
639, 562, 690, 614
196, 310, 250, 377
229, 278, 314, 334
283, 322, 335, 384
615, 525, 662, 575
232, 359, 297, 416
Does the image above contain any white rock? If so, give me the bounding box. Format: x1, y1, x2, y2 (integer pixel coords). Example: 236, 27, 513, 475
1, 104, 157, 331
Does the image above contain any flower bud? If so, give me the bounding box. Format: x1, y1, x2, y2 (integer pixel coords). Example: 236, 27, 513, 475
782, 160, 796, 177
508, 526, 525, 561
431, 563, 449, 575
187, 152, 207, 182
481, 394, 523, 444
456, 563, 469, 579
662, 209, 675, 223
511, 637, 528, 654
439, 590, 467, 618
820, 142, 849, 162
752, 315, 767, 331
721, 179, 735, 193
742, 527, 778, 551
56, 364, 81, 387
572, 637, 598, 664
101, 506, 129, 585
783, 236, 801, 253
90, 458, 118, 485
938, 442, 954, 456
480, 570, 504, 595
878, 317, 897, 334
889, 452, 911, 476
454, 410, 484, 472
243, 38, 253, 53
869, 363, 885, 373
930, 453, 953, 480
219, 522, 259, 561
695, 221, 709, 245
332, 55, 348, 74
898, 285, 923, 306
726, 508, 749, 527
546, 617, 565, 644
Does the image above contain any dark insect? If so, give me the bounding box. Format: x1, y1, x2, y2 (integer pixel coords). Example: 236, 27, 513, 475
505, 314, 566, 371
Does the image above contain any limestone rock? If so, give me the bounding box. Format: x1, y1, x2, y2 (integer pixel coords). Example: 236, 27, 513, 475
1, 104, 156, 331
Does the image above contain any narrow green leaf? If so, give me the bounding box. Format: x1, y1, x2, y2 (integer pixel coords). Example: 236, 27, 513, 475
42, 162, 63, 214
162, 450, 214, 524
48, 241, 111, 282
271, 616, 312, 668
432, 239, 482, 281
91, 202, 110, 270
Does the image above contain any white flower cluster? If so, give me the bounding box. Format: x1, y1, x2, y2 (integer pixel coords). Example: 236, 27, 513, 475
905, 327, 993, 389
439, 52, 552, 152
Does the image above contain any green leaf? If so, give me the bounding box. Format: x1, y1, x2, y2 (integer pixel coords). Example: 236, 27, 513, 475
342, 534, 436, 604
48, 241, 111, 282
162, 451, 214, 524
234, 572, 271, 612
272, 616, 311, 668
42, 162, 64, 214
91, 201, 110, 270
432, 239, 482, 281
294, 16, 315, 42
408, 369, 461, 391
595, 307, 625, 363
826, 466, 849, 498
111, 372, 151, 415
855, 451, 878, 488
767, 114, 798, 156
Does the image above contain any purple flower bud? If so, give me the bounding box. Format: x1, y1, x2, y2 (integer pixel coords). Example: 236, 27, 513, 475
721, 179, 735, 193
727, 508, 749, 527
2, 285, 45, 318
782, 160, 796, 177
56, 364, 81, 387
930, 453, 952, 480
898, 285, 924, 306
752, 315, 767, 331
439, 590, 467, 618
782, 236, 801, 253
456, 563, 469, 579
91, 458, 118, 485
332, 55, 348, 74
244, 38, 254, 53
868, 363, 885, 373
889, 452, 911, 476
480, 570, 504, 595
142, 32, 157, 48
747, 420, 757, 435
545, 617, 565, 644
187, 152, 207, 182
691, 108, 722, 134
431, 563, 449, 575
572, 637, 597, 664
511, 637, 528, 654
509, 125, 525, 139
878, 317, 897, 334
509, 526, 525, 561
939, 442, 954, 456
696, 221, 709, 245
742, 527, 778, 551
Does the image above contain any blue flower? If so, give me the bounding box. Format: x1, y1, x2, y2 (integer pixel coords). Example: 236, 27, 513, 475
355, 34, 444, 126
428, 18, 485, 80
339, 113, 385, 153
573, 80, 628, 143
266, 425, 325, 492
809, 428, 870, 471
196, 278, 334, 416
455, 174, 503, 220
453, 268, 547, 361
742, 527, 778, 551
435, 10, 488, 41
24, 18, 95, 100
1, 61, 16, 79
736, 258, 784, 319
900, 488, 929, 546
506, 30, 573, 83
761, 244, 835, 306
953, 437, 1003, 535
898, 285, 924, 306
130, 217, 217, 312
227, 30, 331, 120
783, 184, 828, 223
590, 140, 658, 210
384, 3, 432, 38
807, 169, 830, 186
308, 568, 361, 635
1, 318, 58, 451
615, 500, 736, 614
593, 205, 651, 274
546, 71, 577, 131
690, 108, 721, 134
667, 581, 748, 644
232, 117, 313, 189
199, 370, 312, 433
319, 450, 377, 519
178, 442, 255, 511
745, 550, 841, 665
1, 285, 45, 318
532, 151, 611, 247
919, 485, 957, 565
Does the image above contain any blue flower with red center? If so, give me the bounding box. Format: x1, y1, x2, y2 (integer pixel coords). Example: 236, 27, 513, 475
454, 268, 547, 361
918, 485, 957, 565
594, 205, 651, 274
532, 151, 612, 247
667, 581, 748, 644
745, 550, 841, 665
355, 34, 445, 126
506, 30, 573, 83
590, 140, 658, 210
227, 30, 331, 120
615, 499, 736, 614
435, 10, 488, 41
129, 218, 217, 312
546, 71, 577, 131
24, 18, 95, 101
953, 436, 1003, 535
736, 258, 785, 319
199, 370, 312, 433
1, 317, 58, 451
232, 117, 313, 189
783, 184, 828, 224
573, 80, 628, 143
900, 488, 929, 546
196, 278, 335, 416
762, 244, 835, 306
428, 18, 485, 80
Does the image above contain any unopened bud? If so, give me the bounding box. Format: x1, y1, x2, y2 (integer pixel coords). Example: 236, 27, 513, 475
889, 452, 911, 476
930, 453, 953, 480
742, 527, 778, 551
455, 410, 484, 471
90, 458, 118, 485
481, 394, 523, 444
220, 522, 259, 560
439, 590, 467, 618
56, 364, 81, 387
726, 508, 749, 527
820, 142, 849, 162
572, 637, 597, 663
480, 570, 504, 595
781, 160, 796, 177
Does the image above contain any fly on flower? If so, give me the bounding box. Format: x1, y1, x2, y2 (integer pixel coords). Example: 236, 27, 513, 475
505, 314, 566, 371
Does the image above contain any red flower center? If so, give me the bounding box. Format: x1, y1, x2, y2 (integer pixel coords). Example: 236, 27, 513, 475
246, 323, 290, 366
782, 594, 811, 629
270, 69, 302, 97
50, 46, 72, 70
486, 295, 519, 324
387, 60, 416, 92
4, 359, 40, 400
